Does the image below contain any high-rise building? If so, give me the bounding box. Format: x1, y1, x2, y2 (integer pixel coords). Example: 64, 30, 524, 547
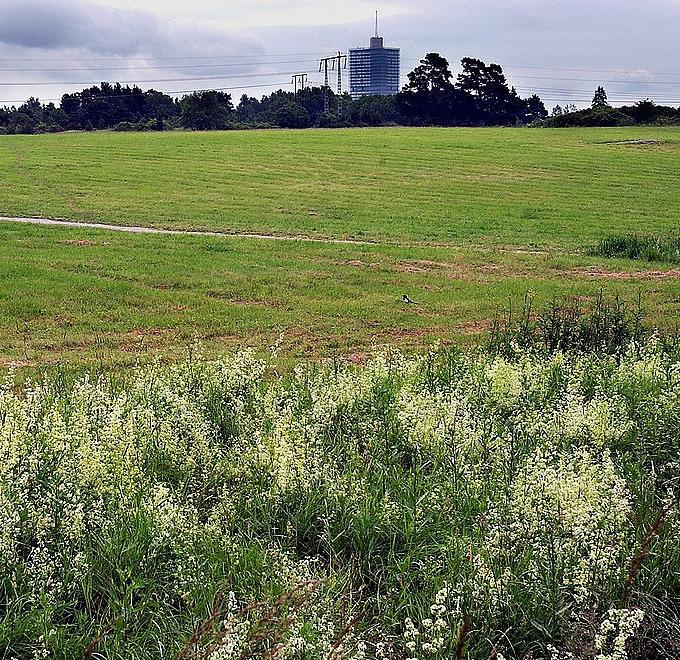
348, 18, 400, 99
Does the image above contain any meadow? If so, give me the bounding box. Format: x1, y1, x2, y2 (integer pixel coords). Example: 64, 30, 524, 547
1, 127, 679, 246
0, 127, 679, 365
0, 127, 679, 659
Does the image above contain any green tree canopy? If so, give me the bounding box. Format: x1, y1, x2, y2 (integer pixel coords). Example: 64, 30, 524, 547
403, 53, 454, 93
592, 86, 609, 108
180, 91, 234, 131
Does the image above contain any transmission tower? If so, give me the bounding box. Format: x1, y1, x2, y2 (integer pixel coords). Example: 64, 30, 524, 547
291, 73, 308, 95
319, 53, 347, 116
319, 55, 334, 113
335, 51, 347, 116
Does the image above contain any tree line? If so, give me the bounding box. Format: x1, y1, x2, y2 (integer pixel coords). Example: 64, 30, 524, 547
1, 54, 677, 134
0, 54, 544, 133
538, 86, 680, 127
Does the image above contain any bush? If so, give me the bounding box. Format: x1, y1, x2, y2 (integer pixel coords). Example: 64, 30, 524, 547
272, 102, 311, 129
316, 111, 350, 128
537, 106, 635, 127
180, 91, 234, 131
488, 291, 646, 356
113, 119, 165, 132
112, 121, 138, 132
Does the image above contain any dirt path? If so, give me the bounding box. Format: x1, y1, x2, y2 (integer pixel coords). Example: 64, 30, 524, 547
0, 216, 374, 246
0, 215, 559, 256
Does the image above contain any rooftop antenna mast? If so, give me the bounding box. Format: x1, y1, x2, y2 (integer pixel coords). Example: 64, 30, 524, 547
375, 10, 379, 37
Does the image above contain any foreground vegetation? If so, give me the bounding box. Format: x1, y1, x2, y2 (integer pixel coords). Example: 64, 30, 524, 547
1, 322, 678, 658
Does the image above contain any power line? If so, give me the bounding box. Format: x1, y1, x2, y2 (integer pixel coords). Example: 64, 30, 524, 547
505, 64, 680, 78
0, 58, 321, 73
399, 57, 680, 79
0, 70, 318, 87
518, 85, 680, 97
0, 51, 329, 63
5, 50, 679, 80
519, 75, 680, 87
0, 81, 297, 105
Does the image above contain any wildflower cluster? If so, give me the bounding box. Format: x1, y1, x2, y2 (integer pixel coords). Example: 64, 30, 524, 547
403, 585, 454, 659
594, 608, 646, 660
0, 339, 678, 658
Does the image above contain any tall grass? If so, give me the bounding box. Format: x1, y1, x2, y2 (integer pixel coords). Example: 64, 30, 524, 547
0, 336, 679, 659
488, 292, 646, 356
592, 235, 680, 264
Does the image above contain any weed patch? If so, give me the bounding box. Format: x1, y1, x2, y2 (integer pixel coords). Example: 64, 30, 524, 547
592, 235, 680, 264
1, 337, 679, 658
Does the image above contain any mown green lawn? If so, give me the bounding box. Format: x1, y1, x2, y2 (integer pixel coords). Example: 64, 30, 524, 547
0, 222, 677, 366
1, 127, 679, 246
0, 127, 678, 365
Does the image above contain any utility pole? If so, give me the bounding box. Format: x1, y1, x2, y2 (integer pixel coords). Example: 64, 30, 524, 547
291, 73, 308, 95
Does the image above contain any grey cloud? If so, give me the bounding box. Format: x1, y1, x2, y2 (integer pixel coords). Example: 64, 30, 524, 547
0, 0, 266, 103
1, 0, 679, 107
353, 0, 680, 105
0, 0, 262, 62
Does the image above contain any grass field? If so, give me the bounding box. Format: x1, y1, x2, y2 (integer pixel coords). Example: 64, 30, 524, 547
2, 127, 680, 245
1, 128, 680, 659
0, 127, 679, 364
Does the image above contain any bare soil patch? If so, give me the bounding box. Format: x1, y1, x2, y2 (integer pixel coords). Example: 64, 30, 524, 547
456, 319, 492, 335
206, 291, 285, 308
398, 259, 510, 281
603, 139, 664, 146
334, 259, 383, 269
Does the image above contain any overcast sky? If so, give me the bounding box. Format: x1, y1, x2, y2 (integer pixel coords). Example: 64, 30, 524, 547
1, 0, 680, 109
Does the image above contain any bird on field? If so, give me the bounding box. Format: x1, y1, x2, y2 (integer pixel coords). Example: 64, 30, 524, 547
402, 294, 418, 305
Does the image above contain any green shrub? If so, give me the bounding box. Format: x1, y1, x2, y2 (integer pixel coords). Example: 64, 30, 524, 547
538, 106, 635, 127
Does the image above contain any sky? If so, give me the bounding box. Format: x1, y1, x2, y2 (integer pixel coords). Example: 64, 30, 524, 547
1, 0, 680, 109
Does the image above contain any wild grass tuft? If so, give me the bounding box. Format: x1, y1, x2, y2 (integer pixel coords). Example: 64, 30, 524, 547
592, 235, 680, 264
488, 291, 646, 357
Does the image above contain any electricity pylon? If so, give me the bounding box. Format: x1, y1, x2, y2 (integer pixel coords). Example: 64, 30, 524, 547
319, 52, 346, 115
291, 73, 308, 95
